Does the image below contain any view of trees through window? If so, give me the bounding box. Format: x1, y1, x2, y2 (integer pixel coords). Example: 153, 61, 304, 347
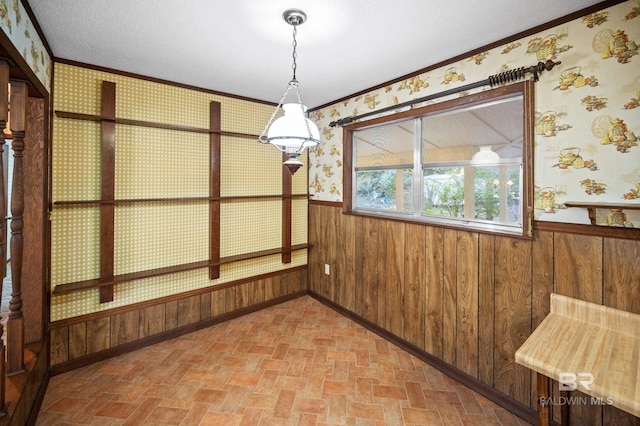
423, 166, 520, 223
356, 169, 412, 212
356, 165, 520, 224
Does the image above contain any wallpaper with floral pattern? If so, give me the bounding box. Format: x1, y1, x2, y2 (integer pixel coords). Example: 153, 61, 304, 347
309, 0, 640, 227
0, 0, 52, 92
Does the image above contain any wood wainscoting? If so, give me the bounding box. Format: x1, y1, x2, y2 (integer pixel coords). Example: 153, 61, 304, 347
308, 202, 640, 426
48, 267, 307, 374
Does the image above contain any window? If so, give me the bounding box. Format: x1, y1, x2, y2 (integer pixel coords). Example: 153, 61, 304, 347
345, 82, 533, 237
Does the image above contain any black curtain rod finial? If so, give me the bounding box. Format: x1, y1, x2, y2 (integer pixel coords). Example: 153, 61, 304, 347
329, 116, 354, 128
541, 59, 561, 72
529, 59, 561, 82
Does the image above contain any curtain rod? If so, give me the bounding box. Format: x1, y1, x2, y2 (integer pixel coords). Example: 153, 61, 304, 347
329, 60, 560, 127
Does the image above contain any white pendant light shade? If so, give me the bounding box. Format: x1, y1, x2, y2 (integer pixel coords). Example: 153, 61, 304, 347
267, 103, 320, 153
257, 9, 319, 174
472, 145, 500, 162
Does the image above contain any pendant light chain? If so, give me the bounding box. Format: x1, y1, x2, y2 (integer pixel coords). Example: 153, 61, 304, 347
291, 24, 298, 81
257, 8, 320, 171
289, 20, 315, 145
258, 17, 312, 145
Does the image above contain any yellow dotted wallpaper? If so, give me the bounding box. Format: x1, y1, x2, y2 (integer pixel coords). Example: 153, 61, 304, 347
292, 199, 309, 245
115, 126, 209, 199
51, 119, 101, 201
51, 63, 308, 321
50, 207, 100, 285
221, 136, 282, 197
220, 201, 282, 256
114, 203, 210, 275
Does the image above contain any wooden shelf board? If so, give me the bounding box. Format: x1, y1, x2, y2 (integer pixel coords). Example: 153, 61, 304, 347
564, 201, 640, 226
54, 109, 260, 140
52, 244, 309, 296
52, 194, 309, 206
564, 201, 640, 210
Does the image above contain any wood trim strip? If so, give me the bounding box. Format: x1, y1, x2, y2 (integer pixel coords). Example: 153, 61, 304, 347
52, 244, 309, 295
341, 209, 534, 240
53, 260, 208, 295
49, 266, 307, 328
99, 81, 116, 303
48, 290, 308, 376
54, 58, 277, 106
54, 110, 260, 140
218, 243, 307, 265
308, 199, 342, 207
523, 80, 535, 237
209, 101, 221, 279
342, 128, 353, 214
221, 194, 307, 201
534, 220, 640, 240
282, 154, 292, 264
0, 39, 48, 98
52, 194, 309, 206
309, 291, 538, 425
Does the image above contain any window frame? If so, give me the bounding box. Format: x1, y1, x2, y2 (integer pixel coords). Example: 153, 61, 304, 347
343, 81, 534, 239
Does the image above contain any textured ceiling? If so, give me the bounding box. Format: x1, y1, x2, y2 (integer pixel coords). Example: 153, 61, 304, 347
29, 0, 604, 108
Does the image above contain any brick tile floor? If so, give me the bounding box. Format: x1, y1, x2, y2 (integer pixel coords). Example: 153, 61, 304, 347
37, 296, 531, 425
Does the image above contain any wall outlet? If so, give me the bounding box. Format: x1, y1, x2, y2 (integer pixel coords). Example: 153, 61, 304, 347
324, 264, 330, 275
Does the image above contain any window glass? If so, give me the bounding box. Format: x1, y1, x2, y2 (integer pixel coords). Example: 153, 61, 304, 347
421, 97, 523, 163
423, 167, 464, 217
348, 83, 531, 237
354, 121, 414, 213
356, 169, 413, 212
355, 121, 414, 167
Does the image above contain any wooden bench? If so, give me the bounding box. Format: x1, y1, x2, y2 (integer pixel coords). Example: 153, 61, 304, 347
515, 293, 640, 425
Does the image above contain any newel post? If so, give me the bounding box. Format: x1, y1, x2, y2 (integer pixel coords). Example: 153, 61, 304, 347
0, 60, 9, 415
7, 80, 27, 374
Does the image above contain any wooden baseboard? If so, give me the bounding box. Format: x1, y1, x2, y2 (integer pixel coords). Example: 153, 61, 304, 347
49, 265, 308, 329
309, 291, 539, 425
49, 290, 308, 376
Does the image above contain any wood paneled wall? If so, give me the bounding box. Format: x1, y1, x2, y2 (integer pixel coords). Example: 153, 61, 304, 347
24, 96, 47, 344
309, 202, 640, 425
49, 268, 307, 371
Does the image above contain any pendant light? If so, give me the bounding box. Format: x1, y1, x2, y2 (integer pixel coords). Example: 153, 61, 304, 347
472, 146, 500, 162
258, 9, 320, 175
